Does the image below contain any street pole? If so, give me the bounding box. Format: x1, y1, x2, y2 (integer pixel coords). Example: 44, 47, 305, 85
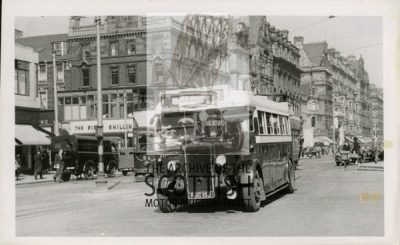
332, 112, 336, 157
95, 16, 107, 186
124, 92, 128, 148
52, 50, 59, 136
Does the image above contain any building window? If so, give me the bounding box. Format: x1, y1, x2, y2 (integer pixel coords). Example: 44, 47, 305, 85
15, 60, 29, 95
56, 62, 64, 82
38, 64, 47, 83
110, 42, 119, 56
127, 39, 136, 55
311, 116, 316, 127
61, 95, 88, 121
82, 43, 90, 60
311, 87, 315, 96
39, 90, 48, 109
82, 68, 90, 87
111, 67, 119, 85
127, 65, 136, 84
127, 16, 138, 27
53, 42, 61, 55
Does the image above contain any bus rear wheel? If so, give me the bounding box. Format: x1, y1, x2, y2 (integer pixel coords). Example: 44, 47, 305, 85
242, 169, 263, 212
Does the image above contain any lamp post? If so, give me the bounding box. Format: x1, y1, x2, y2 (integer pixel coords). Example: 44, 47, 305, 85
51, 43, 59, 136
123, 92, 128, 147
95, 16, 107, 187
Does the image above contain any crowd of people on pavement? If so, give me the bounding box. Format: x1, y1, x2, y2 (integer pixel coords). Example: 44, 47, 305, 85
15, 148, 50, 181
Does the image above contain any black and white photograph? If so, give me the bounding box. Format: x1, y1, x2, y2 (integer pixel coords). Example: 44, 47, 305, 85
1, 0, 399, 244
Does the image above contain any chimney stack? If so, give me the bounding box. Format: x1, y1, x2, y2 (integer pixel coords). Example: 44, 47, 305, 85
293, 36, 304, 49
281, 30, 289, 40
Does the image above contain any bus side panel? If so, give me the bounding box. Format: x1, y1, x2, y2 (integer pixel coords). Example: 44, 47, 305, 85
260, 143, 273, 192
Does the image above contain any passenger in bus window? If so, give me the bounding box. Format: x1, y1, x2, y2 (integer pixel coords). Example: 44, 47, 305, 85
268, 114, 274, 135
273, 115, 280, 134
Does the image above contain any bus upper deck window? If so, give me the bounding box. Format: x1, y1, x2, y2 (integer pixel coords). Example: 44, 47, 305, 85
273, 114, 280, 135
257, 111, 264, 134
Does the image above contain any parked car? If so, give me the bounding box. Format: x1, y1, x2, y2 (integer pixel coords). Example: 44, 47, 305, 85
51, 135, 119, 181
304, 147, 320, 159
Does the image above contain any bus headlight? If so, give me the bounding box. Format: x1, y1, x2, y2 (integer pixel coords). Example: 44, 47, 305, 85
167, 160, 179, 172
216, 155, 226, 166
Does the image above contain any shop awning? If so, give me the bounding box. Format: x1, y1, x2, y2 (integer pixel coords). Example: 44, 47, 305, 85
15, 125, 51, 145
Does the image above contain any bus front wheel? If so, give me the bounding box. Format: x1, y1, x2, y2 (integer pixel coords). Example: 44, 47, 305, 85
242, 169, 263, 212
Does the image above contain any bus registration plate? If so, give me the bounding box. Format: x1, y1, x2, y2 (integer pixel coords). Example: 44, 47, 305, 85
188, 191, 215, 199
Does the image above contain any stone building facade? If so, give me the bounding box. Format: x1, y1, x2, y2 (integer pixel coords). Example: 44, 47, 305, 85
369, 84, 383, 141
294, 38, 333, 139
295, 36, 375, 143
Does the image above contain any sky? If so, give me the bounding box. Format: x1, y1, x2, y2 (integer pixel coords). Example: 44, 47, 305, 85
15, 16, 382, 87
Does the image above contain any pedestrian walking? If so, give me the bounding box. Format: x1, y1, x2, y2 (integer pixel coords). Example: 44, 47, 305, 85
53, 149, 64, 183
15, 155, 21, 180
34, 149, 44, 180
342, 142, 351, 171
352, 137, 361, 165
372, 135, 378, 163
41, 149, 50, 173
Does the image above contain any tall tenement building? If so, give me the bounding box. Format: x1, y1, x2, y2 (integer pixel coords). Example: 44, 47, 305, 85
295, 36, 376, 144
369, 84, 383, 142
294, 38, 334, 140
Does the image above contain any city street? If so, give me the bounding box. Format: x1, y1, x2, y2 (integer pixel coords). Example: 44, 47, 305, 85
16, 156, 384, 237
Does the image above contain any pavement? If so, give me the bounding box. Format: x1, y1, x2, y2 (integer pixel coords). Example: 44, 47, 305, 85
15, 171, 126, 185
15, 155, 384, 236
357, 161, 384, 171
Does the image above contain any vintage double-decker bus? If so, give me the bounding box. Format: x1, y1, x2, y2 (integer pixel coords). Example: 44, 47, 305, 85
148, 86, 296, 212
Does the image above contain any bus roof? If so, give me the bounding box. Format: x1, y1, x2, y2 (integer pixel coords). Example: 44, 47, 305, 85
159, 86, 290, 116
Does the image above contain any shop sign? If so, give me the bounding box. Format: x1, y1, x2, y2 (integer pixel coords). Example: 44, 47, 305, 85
68, 120, 136, 134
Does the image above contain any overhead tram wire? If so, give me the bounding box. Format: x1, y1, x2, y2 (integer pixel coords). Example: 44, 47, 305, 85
291, 16, 336, 33
340, 43, 382, 53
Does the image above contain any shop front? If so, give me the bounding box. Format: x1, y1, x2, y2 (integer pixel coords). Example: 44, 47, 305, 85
15, 124, 52, 174
60, 110, 154, 148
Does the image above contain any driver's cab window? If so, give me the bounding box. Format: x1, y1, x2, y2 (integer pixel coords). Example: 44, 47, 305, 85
103, 141, 111, 153
111, 144, 118, 153
138, 134, 147, 151
253, 116, 259, 135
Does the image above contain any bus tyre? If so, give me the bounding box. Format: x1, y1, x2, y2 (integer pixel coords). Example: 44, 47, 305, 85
84, 161, 95, 180
122, 171, 128, 176
107, 160, 117, 178
157, 192, 176, 213
61, 172, 71, 182
286, 160, 295, 193
242, 169, 263, 212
